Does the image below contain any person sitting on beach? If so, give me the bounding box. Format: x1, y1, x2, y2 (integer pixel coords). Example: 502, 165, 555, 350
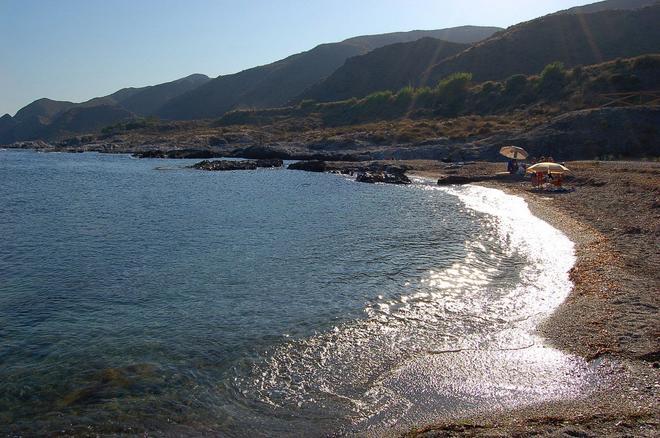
531, 172, 539, 187
553, 173, 563, 187
536, 171, 545, 187
508, 159, 519, 174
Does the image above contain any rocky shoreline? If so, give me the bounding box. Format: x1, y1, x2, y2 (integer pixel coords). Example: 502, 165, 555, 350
189, 158, 283, 171
6, 106, 659, 165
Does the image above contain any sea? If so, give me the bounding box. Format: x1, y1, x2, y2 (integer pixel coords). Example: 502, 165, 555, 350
0, 149, 597, 436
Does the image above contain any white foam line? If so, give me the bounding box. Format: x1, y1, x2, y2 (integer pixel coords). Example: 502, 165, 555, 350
436, 183, 576, 327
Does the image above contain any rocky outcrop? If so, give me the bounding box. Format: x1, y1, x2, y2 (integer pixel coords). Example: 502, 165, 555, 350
190, 159, 283, 171
289, 160, 412, 184
436, 175, 478, 185
356, 171, 411, 184
498, 106, 660, 160
287, 160, 327, 172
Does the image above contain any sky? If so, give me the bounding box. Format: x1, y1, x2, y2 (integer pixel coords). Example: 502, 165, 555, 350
1, 0, 597, 116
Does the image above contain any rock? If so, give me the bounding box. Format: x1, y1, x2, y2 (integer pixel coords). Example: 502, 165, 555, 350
255, 158, 284, 168
436, 175, 478, 185
356, 171, 411, 185
287, 160, 327, 172
190, 159, 282, 171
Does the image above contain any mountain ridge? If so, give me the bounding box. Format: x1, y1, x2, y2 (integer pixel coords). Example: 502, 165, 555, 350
155, 26, 502, 121
298, 38, 470, 102
422, 4, 660, 84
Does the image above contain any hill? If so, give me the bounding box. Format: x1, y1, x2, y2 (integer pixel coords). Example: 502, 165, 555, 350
299, 38, 469, 102
13, 98, 77, 124
342, 26, 502, 50
114, 73, 211, 115
155, 26, 501, 120
0, 74, 210, 143
557, 0, 659, 14
423, 5, 660, 83
43, 105, 135, 138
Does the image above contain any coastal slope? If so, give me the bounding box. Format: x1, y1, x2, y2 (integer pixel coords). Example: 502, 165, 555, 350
424, 5, 660, 83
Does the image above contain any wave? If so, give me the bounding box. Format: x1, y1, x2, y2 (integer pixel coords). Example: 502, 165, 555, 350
223, 182, 597, 435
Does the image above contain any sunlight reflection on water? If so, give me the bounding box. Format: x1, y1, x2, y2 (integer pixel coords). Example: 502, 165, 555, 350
230, 181, 597, 436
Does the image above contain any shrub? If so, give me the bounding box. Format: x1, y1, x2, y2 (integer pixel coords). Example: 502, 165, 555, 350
435, 72, 473, 116
413, 87, 435, 108
538, 62, 567, 95
436, 72, 473, 96
480, 81, 500, 94
394, 86, 414, 107
363, 90, 394, 107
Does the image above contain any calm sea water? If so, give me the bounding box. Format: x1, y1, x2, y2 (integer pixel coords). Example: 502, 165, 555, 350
0, 150, 594, 436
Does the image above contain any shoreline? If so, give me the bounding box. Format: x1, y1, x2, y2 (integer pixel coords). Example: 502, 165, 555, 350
406, 162, 659, 436
2, 150, 657, 434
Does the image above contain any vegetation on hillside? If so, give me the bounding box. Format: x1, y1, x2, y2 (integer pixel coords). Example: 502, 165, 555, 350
216, 55, 660, 128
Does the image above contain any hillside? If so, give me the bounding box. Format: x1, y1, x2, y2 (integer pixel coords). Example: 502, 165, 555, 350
299, 38, 469, 102
115, 73, 211, 115
342, 26, 502, 50
13, 98, 77, 124
0, 74, 210, 143
557, 0, 659, 14
155, 43, 366, 120
424, 5, 660, 83
155, 26, 501, 120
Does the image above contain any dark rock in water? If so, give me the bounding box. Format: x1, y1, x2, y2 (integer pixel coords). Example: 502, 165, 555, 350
356, 171, 411, 185
190, 159, 283, 171
255, 158, 284, 168
287, 160, 327, 172
436, 175, 475, 185
191, 160, 256, 171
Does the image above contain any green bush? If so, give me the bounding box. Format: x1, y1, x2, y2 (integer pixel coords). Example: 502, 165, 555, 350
538, 62, 567, 95
363, 90, 394, 107
435, 72, 472, 116
413, 87, 435, 108
394, 86, 414, 107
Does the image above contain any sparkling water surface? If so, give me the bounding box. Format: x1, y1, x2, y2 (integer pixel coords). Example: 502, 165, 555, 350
0, 150, 596, 436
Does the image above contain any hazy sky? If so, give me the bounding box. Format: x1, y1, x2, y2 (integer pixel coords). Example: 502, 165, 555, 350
1, 0, 596, 115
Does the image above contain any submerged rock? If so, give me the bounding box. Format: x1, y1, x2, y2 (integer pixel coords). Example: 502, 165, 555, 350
190, 159, 283, 171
